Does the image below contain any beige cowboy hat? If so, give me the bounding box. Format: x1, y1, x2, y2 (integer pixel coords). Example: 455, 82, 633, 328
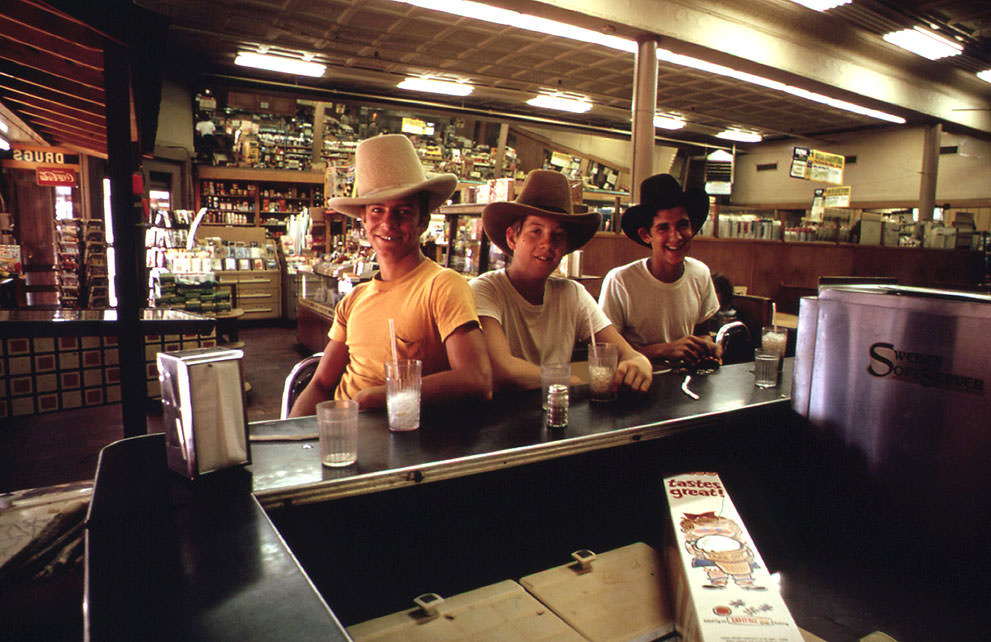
483, 169, 601, 255
328, 134, 458, 218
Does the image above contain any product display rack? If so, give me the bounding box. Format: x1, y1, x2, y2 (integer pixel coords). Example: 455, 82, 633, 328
195, 166, 324, 234
54, 218, 82, 308
83, 220, 109, 309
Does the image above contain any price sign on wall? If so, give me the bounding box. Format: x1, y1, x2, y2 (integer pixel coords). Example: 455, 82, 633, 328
790, 146, 845, 185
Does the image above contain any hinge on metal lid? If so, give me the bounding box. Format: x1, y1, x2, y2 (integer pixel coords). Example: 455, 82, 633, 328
571, 548, 596, 573
411, 592, 444, 622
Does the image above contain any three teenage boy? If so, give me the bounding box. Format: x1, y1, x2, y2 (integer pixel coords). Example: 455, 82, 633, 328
289, 132, 716, 413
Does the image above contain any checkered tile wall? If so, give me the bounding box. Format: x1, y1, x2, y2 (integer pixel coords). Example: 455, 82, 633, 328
0, 330, 216, 418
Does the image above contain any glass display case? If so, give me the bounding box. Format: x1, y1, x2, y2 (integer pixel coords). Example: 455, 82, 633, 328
437, 204, 494, 277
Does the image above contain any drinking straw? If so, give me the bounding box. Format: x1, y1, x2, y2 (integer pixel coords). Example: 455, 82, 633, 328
771, 301, 777, 325
388, 318, 399, 367
587, 312, 598, 361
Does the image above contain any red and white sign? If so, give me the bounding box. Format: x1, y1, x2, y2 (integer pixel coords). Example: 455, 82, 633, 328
35, 167, 77, 187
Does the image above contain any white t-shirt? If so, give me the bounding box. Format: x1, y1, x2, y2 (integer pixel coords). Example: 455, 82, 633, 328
470, 269, 611, 365
598, 257, 719, 349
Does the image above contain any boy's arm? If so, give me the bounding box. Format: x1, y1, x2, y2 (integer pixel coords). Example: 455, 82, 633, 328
422, 322, 493, 401
353, 323, 493, 409
476, 316, 578, 391
594, 324, 652, 392
288, 339, 349, 417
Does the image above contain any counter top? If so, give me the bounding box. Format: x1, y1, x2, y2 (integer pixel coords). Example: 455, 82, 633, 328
0, 308, 215, 336
250, 361, 792, 508
86, 360, 791, 641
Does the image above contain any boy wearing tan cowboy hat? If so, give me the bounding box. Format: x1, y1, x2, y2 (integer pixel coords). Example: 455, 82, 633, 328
598, 173, 721, 367
289, 134, 492, 416
471, 169, 652, 393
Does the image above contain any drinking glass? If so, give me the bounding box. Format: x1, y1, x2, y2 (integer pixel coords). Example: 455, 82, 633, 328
316, 399, 358, 467
385, 359, 422, 431
588, 342, 619, 402
754, 349, 779, 389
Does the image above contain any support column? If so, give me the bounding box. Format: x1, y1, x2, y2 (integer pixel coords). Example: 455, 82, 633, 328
105, 40, 146, 437
918, 123, 941, 222
493, 122, 510, 179
630, 37, 658, 204
311, 101, 326, 168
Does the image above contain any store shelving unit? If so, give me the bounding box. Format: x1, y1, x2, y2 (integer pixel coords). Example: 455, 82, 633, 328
54, 218, 82, 308
195, 166, 324, 234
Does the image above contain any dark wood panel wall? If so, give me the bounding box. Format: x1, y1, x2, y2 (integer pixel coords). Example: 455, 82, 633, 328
581, 234, 984, 303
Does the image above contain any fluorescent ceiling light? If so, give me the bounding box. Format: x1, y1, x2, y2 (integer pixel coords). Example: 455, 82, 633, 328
397, 77, 473, 96
716, 129, 762, 143
656, 48, 906, 124
786, 0, 851, 11
976, 69, 991, 83
654, 114, 686, 130
0, 136, 9, 151
396, 1, 636, 53
526, 94, 592, 113
882, 27, 963, 60
391, 1, 905, 125
0, 120, 8, 134
234, 52, 326, 77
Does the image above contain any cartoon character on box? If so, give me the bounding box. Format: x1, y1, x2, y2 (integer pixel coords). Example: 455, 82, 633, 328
681, 511, 763, 590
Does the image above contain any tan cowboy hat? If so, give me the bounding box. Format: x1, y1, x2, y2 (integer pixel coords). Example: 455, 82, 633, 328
328, 134, 458, 218
483, 169, 601, 255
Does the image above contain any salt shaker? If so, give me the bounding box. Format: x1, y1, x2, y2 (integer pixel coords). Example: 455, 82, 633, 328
546, 383, 569, 428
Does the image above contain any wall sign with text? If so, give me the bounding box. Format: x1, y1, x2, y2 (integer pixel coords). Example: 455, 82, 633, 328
790, 146, 845, 185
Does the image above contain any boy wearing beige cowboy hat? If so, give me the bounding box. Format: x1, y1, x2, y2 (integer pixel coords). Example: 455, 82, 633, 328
289, 134, 491, 416
598, 173, 721, 367
470, 169, 652, 394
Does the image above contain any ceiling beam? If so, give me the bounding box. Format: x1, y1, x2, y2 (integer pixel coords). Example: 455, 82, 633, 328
0, 43, 104, 96
3, 93, 105, 126
0, 14, 103, 71
3, 0, 110, 51
17, 105, 105, 130
23, 111, 106, 141
0, 73, 105, 118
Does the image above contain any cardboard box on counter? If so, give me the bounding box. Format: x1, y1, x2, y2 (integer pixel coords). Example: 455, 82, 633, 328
663, 472, 803, 642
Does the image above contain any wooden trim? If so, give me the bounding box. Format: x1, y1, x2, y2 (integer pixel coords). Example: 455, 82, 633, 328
0, 76, 106, 117
196, 165, 324, 184
0, 14, 104, 71
0, 46, 104, 95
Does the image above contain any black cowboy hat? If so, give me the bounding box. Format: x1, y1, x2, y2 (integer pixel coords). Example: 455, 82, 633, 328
620, 174, 709, 247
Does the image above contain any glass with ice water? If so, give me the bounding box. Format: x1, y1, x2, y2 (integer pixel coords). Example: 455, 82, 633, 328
588, 342, 618, 402
761, 325, 787, 370
385, 359, 421, 431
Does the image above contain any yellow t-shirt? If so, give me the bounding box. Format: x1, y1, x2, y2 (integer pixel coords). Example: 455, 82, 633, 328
329, 259, 479, 400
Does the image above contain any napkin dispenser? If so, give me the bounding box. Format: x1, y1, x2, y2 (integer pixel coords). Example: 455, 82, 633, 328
158, 347, 250, 479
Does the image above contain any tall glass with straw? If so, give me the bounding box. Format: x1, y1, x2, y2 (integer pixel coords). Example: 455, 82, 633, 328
385, 318, 421, 431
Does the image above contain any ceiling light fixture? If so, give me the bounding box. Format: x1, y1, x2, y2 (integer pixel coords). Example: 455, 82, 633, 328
234, 52, 326, 77
526, 93, 592, 113
0, 136, 9, 151
716, 129, 762, 143
396, 1, 636, 53
882, 27, 963, 60
976, 69, 991, 83
786, 0, 851, 11
657, 48, 906, 124
397, 77, 474, 96
391, 1, 905, 125
654, 114, 686, 130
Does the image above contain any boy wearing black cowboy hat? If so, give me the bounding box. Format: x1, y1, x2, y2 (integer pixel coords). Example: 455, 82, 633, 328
290, 134, 492, 416
471, 169, 652, 393
598, 174, 721, 367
